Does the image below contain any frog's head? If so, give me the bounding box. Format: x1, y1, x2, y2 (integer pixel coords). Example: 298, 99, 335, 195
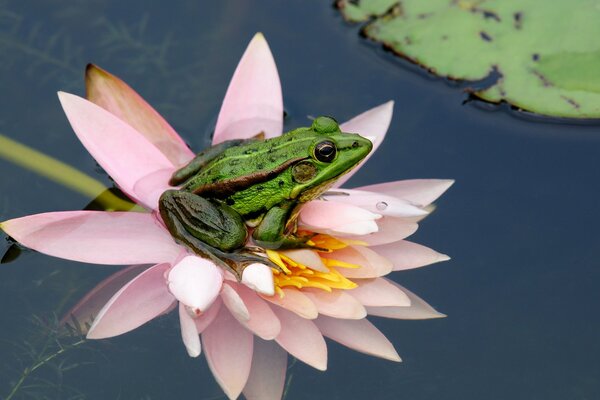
290, 116, 373, 202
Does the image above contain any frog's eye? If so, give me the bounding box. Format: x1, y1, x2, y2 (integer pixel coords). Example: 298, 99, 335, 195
314, 141, 337, 163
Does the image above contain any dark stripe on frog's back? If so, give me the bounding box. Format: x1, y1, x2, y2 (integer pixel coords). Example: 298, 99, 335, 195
188, 156, 306, 202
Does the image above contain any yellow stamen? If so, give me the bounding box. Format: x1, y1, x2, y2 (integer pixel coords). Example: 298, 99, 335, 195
266, 234, 360, 297
322, 258, 361, 269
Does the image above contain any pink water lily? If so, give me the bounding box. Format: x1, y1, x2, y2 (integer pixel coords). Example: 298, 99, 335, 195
0, 33, 452, 400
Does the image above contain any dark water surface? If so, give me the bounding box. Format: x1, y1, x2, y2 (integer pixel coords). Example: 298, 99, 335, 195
1, 1, 599, 399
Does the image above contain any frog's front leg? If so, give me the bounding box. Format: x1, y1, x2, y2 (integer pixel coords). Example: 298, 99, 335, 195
252, 201, 314, 249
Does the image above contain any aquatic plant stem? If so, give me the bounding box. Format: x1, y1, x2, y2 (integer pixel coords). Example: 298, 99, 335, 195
4, 338, 86, 400
0, 134, 136, 211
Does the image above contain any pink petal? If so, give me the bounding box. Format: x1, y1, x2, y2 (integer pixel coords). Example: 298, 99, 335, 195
358, 179, 455, 207
279, 249, 327, 272
243, 338, 287, 400
261, 288, 318, 319
61, 264, 149, 331
58, 92, 174, 208
366, 283, 446, 319
85, 64, 194, 165
213, 33, 283, 144
273, 307, 327, 371
202, 306, 253, 400
230, 283, 281, 340
350, 217, 419, 246
372, 240, 450, 271
132, 168, 175, 211
315, 316, 400, 362
1, 211, 180, 265
335, 101, 394, 187
299, 200, 380, 236
322, 189, 427, 218
349, 278, 410, 307
322, 245, 392, 279
221, 282, 250, 322
194, 297, 222, 333
302, 289, 366, 319
179, 302, 201, 357
168, 256, 223, 312
87, 263, 174, 339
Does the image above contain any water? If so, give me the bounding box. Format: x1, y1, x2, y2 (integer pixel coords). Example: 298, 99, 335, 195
1, 1, 599, 399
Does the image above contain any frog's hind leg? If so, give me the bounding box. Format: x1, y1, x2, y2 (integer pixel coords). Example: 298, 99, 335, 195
159, 190, 278, 279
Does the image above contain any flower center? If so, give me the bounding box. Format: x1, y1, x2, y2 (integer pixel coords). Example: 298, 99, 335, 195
266, 234, 361, 297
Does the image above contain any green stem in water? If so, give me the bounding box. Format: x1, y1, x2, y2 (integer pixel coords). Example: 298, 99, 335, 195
4, 338, 86, 400
0, 133, 137, 211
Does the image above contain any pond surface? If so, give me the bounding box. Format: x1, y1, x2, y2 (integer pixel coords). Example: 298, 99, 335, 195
1, 1, 599, 399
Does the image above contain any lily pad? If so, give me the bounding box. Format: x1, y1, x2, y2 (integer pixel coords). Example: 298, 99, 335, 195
338, 0, 600, 118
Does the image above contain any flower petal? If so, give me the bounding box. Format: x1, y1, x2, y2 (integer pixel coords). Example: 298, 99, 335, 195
221, 282, 250, 322
299, 200, 380, 236
322, 245, 392, 279
132, 168, 175, 211
372, 240, 450, 271
230, 282, 281, 340
58, 92, 174, 208
87, 263, 174, 339
349, 217, 419, 246
358, 179, 454, 207
366, 283, 446, 319
179, 302, 201, 357
261, 288, 318, 319
61, 264, 149, 331
213, 33, 283, 144
349, 278, 411, 307
336, 101, 394, 187
303, 289, 366, 319
243, 338, 287, 400
273, 307, 327, 371
322, 189, 428, 218
242, 263, 275, 296
279, 249, 327, 272
168, 256, 223, 312
85, 64, 194, 165
315, 316, 400, 362
1, 211, 180, 265
202, 306, 253, 400
194, 297, 222, 333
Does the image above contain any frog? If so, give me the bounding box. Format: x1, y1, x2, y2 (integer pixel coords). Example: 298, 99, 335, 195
158, 116, 372, 279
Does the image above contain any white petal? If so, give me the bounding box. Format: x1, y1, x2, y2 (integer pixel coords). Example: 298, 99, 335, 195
168, 256, 223, 312
242, 263, 275, 296
323, 189, 428, 217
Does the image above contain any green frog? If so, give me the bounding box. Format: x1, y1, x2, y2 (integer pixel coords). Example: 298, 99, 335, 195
159, 116, 372, 278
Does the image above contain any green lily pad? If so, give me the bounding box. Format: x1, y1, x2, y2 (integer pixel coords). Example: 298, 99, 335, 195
338, 0, 600, 118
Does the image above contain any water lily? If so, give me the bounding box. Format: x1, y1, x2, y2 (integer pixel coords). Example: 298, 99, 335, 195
0, 33, 452, 400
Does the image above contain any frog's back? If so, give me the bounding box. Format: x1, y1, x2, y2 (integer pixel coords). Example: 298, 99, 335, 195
181, 130, 313, 215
